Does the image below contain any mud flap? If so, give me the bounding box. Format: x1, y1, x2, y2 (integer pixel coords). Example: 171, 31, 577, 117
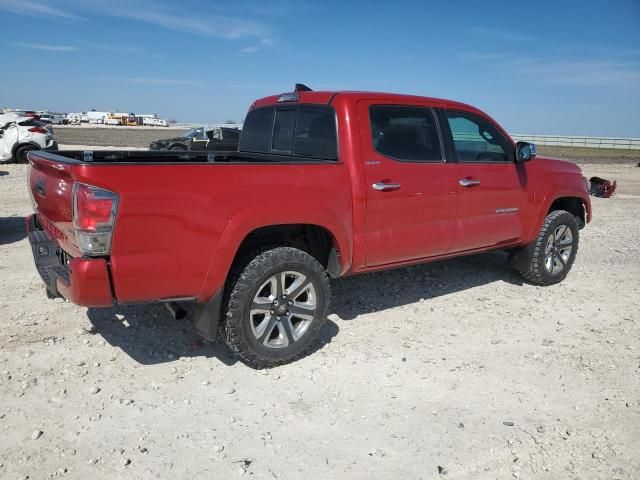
508, 244, 532, 272
190, 290, 223, 342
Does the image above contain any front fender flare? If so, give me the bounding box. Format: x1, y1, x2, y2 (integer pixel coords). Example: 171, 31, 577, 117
526, 189, 591, 244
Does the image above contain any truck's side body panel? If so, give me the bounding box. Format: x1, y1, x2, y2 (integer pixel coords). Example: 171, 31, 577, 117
28, 154, 354, 304
448, 162, 531, 251
73, 163, 352, 303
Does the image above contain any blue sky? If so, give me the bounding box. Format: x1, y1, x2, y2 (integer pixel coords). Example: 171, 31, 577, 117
1, 0, 639, 135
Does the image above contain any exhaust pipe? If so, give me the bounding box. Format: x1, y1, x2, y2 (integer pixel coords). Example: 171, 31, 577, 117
165, 302, 188, 321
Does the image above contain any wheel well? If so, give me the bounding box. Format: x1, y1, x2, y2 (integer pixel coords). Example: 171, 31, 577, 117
231, 224, 338, 275
12, 142, 39, 155
548, 197, 585, 228
169, 143, 187, 150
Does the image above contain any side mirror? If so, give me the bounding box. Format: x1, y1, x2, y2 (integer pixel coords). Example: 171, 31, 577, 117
516, 141, 536, 162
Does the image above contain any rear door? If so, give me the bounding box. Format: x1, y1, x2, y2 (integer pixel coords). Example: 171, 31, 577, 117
358, 100, 458, 266
441, 109, 529, 252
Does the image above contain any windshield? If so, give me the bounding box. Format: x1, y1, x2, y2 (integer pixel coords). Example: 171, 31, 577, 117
182, 127, 206, 140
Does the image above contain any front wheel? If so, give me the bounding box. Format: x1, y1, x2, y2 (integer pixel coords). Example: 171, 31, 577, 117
514, 210, 579, 285
221, 247, 331, 368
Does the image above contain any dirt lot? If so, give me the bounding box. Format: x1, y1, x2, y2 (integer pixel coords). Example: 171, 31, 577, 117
1, 151, 639, 479
53, 127, 188, 148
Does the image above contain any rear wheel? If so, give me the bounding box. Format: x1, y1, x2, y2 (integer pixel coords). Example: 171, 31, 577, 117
515, 210, 579, 285
14, 144, 37, 164
221, 247, 330, 368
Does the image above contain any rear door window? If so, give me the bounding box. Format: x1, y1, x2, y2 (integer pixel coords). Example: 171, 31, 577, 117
369, 106, 443, 162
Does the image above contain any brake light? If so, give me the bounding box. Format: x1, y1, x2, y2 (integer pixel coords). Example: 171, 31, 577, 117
28, 126, 48, 134
72, 183, 119, 256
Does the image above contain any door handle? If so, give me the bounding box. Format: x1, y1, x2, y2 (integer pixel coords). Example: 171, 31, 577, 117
459, 178, 481, 187
372, 182, 401, 192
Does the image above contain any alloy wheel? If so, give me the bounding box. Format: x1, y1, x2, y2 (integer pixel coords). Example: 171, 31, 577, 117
249, 271, 317, 348
544, 224, 574, 275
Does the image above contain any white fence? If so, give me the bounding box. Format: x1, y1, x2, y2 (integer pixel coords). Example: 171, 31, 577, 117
171, 122, 243, 130
511, 134, 640, 150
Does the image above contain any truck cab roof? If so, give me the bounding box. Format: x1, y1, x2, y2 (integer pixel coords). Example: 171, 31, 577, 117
251, 89, 483, 116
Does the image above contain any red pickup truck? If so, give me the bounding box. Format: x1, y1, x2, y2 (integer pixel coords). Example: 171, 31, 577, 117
26, 84, 591, 368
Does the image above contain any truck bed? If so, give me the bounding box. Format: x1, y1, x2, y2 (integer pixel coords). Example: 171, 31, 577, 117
27, 149, 353, 305
35, 150, 338, 164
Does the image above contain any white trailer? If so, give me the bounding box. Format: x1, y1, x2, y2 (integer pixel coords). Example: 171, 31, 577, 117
133, 114, 168, 127
87, 111, 109, 124
142, 117, 168, 127
66, 112, 86, 124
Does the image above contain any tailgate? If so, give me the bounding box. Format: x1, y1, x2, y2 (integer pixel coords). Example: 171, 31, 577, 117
28, 152, 80, 257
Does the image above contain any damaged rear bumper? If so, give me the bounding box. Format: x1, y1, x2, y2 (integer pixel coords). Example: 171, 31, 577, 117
26, 214, 113, 307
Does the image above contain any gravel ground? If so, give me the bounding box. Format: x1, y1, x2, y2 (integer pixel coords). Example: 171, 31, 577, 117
53, 127, 188, 148
0, 157, 639, 479
536, 146, 640, 166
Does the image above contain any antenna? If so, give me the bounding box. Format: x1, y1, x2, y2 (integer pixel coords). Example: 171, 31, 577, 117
294, 83, 313, 92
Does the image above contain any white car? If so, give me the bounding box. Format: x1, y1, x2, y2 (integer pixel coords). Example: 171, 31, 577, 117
0, 113, 57, 163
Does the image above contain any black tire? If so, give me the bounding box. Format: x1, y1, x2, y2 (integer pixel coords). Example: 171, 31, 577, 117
169, 145, 187, 151
221, 247, 331, 368
14, 145, 36, 164
515, 210, 579, 286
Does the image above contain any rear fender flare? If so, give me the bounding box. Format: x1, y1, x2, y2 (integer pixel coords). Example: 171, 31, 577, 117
197, 207, 352, 302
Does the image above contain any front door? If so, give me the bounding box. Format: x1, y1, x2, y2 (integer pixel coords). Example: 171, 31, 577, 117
359, 100, 458, 267
442, 110, 529, 252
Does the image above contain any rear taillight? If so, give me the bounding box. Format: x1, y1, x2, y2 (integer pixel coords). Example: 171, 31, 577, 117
72, 183, 119, 256
28, 126, 48, 134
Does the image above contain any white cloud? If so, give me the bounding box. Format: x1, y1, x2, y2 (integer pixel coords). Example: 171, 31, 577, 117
458, 48, 640, 88
82, 0, 270, 40
110, 78, 203, 86
83, 42, 143, 54
12, 42, 76, 52
515, 59, 640, 88
472, 27, 532, 42
0, 0, 81, 20
458, 51, 513, 61
241, 46, 260, 54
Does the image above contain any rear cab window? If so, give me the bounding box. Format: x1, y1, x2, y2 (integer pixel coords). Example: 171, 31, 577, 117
239, 108, 273, 153
239, 105, 337, 160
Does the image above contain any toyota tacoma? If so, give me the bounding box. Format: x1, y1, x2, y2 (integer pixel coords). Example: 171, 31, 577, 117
26, 84, 591, 368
